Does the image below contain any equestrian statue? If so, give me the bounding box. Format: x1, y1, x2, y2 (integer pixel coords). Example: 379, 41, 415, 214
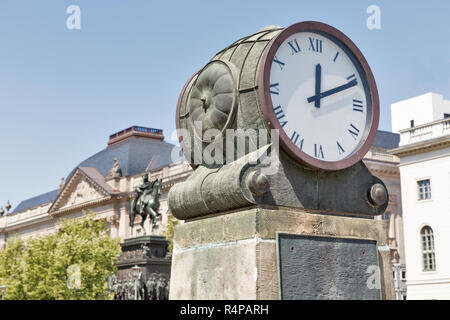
129, 173, 162, 234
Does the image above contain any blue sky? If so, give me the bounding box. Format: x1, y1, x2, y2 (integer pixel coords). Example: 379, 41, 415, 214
0, 0, 449, 210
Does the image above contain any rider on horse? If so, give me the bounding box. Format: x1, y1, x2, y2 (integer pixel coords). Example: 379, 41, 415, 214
134, 173, 154, 213
130, 173, 162, 233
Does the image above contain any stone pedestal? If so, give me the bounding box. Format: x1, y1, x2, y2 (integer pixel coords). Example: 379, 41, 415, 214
169, 207, 395, 300
117, 235, 171, 279
115, 235, 171, 300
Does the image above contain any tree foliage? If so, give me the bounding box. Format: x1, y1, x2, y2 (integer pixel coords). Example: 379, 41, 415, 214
164, 213, 178, 252
0, 212, 121, 300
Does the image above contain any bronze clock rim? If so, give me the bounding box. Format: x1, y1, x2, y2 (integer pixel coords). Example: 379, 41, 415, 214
257, 21, 380, 171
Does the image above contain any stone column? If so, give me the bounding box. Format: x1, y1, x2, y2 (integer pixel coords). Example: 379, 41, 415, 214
118, 201, 130, 239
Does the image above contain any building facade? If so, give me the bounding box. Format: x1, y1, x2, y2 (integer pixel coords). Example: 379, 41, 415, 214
363, 130, 406, 299
391, 93, 450, 300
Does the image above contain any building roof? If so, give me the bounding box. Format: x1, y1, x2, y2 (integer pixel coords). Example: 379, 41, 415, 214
372, 130, 400, 150
13, 127, 180, 214
12, 189, 59, 213
78, 166, 116, 193
66, 136, 179, 180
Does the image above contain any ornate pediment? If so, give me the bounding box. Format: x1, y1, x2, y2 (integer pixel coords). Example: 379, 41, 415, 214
60, 178, 104, 209
50, 167, 113, 215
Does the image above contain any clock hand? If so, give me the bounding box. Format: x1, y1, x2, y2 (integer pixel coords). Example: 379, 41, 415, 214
307, 78, 358, 104
314, 64, 321, 108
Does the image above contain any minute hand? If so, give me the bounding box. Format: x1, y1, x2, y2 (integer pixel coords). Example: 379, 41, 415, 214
307, 78, 357, 103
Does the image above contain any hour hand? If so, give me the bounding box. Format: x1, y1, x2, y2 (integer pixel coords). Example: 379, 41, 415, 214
314, 64, 321, 108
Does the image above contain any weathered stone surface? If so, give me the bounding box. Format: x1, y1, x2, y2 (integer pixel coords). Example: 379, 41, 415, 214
169, 207, 395, 300
169, 147, 389, 220
170, 239, 258, 299
257, 241, 278, 300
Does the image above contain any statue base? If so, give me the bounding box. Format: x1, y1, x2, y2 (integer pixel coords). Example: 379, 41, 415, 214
115, 235, 171, 300
169, 207, 395, 300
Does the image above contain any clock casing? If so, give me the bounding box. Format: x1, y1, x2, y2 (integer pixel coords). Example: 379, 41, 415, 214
258, 21, 379, 171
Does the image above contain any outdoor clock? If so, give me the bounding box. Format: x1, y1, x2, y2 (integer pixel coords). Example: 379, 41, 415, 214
172, 21, 388, 220
258, 21, 379, 171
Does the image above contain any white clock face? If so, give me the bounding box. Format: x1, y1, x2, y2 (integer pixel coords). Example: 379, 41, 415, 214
268, 31, 372, 163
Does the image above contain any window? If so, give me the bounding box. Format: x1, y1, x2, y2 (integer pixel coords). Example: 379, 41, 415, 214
417, 179, 431, 200
444, 113, 450, 119
421, 226, 436, 271
410, 120, 415, 127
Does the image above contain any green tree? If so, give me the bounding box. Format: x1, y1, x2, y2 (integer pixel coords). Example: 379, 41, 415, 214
0, 212, 121, 300
0, 237, 27, 299
164, 213, 178, 252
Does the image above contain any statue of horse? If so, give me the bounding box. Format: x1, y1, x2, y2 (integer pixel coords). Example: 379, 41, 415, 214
130, 177, 162, 234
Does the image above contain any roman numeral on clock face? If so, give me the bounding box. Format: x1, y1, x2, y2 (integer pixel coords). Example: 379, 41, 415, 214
273, 56, 285, 70
348, 124, 360, 140
290, 131, 304, 150
314, 144, 324, 158
353, 99, 363, 112
287, 39, 301, 54
270, 83, 279, 95
273, 105, 288, 127
333, 51, 339, 62
337, 141, 345, 155
308, 37, 322, 53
